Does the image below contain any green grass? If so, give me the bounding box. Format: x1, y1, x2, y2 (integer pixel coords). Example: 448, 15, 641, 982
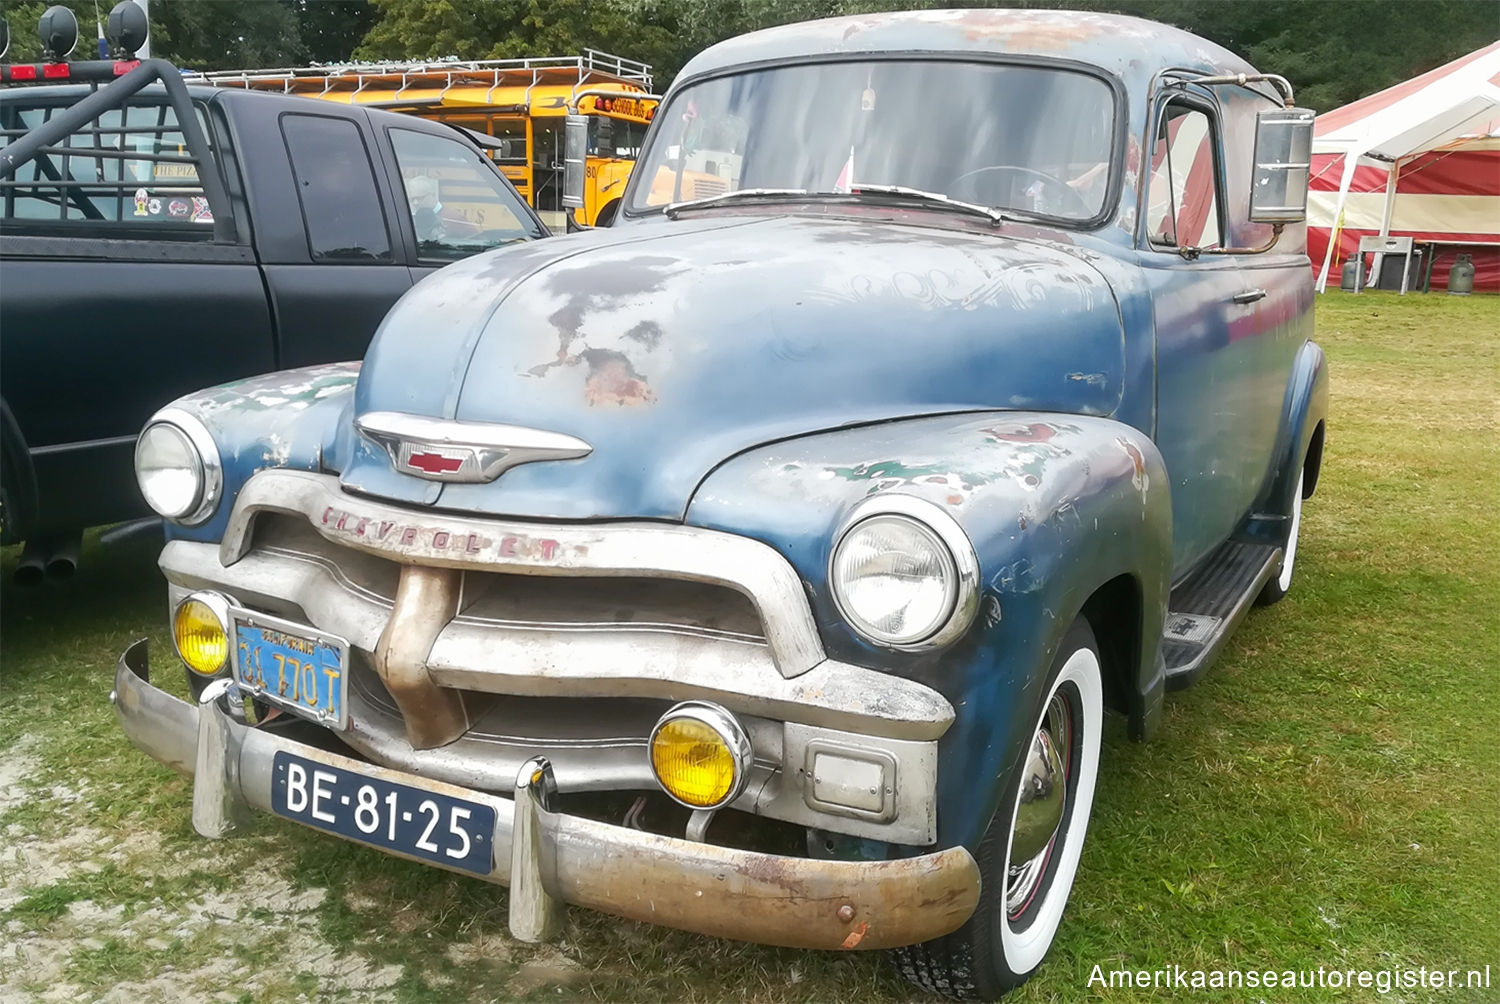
1, 292, 1497, 1002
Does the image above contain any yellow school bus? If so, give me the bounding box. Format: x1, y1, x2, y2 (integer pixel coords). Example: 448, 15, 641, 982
195, 51, 658, 228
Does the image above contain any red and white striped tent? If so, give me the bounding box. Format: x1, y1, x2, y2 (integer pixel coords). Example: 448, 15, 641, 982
1309, 40, 1500, 293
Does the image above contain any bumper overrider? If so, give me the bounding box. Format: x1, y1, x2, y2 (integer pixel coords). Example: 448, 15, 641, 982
111, 640, 981, 950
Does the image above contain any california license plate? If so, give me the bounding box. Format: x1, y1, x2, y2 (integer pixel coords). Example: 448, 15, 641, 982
231, 609, 350, 729
271, 751, 495, 875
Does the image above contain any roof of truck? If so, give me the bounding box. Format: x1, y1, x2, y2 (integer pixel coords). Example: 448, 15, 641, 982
676, 8, 1255, 86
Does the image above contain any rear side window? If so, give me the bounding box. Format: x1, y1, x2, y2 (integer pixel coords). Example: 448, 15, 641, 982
280, 114, 392, 262
1146, 103, 1223, 252
0, 99, 217, 229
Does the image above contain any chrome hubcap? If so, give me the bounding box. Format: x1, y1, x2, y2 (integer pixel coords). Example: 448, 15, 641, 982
1006, 693, 1071, 918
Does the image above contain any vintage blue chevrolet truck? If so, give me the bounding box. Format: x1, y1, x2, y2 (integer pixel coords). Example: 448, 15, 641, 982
110, 9, 1327, 999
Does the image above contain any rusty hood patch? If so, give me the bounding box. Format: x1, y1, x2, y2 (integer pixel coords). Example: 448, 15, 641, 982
342, 215, 1124, 520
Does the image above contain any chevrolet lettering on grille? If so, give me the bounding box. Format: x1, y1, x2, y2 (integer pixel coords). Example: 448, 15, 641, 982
355, 411, 593, 484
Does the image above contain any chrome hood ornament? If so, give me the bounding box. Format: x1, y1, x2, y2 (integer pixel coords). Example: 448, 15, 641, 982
355, 411, 592, 484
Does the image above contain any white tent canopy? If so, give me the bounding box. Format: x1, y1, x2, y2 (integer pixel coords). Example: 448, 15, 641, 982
1313, 41, 1500, 291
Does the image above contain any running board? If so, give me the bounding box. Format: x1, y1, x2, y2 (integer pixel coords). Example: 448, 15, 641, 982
1162, 540, 1281, 690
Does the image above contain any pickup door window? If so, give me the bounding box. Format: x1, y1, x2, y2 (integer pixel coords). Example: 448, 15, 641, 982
280, 114, 393, 262
388, 128, 543, 264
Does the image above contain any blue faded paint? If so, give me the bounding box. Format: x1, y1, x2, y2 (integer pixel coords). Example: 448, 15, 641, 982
342, 215, 1125, 519
687, 413, 1172, 848
149, 10, 1330, 859
162, 362, 359, 543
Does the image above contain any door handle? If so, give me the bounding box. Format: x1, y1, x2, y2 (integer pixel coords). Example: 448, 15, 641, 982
1231, 288, 1267, 304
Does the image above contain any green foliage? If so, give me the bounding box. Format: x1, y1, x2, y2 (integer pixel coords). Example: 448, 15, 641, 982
2, 0, 1492, 108
0, 0, 96, 62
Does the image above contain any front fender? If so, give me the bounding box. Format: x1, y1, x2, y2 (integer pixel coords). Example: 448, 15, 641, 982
687, 412, 1172, 850
153, 363, 361, 544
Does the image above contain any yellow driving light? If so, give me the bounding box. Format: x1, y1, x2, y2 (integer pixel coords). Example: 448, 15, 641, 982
173, 593, 231, 677
649, 702, 753, 810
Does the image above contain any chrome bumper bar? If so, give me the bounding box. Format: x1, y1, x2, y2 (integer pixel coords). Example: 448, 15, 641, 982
111, 640, 980, 951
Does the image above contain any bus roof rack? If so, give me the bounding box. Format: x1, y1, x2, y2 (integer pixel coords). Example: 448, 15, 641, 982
188, 49, 653, 91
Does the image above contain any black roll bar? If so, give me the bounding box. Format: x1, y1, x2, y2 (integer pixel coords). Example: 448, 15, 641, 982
0, 58, 237, 243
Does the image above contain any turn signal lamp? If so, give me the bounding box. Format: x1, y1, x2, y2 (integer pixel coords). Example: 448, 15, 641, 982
649, 702, 752, 810
173, 593, 230, 676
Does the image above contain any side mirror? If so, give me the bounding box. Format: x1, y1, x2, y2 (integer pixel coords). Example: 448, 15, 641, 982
562, 113, 587, 210
1250, 107, 1315, 224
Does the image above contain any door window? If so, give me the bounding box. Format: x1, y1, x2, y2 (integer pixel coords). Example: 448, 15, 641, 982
389, 128, 543, 262
1146, 103, 1222, 251
280, 114, 393, 262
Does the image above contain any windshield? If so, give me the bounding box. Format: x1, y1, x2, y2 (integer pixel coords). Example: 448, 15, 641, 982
626, 60, 1116, 223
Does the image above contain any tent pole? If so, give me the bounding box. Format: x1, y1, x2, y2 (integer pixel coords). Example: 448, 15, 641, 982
1370, 157, 1404, 285
1315, 149, 1362, 293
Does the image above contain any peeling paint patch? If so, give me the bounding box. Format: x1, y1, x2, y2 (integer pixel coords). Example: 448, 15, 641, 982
1116, 436, 1150, 497
583, 350, 658, 407
1066, 372, 1108, 387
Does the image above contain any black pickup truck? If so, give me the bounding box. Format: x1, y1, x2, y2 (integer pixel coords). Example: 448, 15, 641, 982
0, 56, 548, 577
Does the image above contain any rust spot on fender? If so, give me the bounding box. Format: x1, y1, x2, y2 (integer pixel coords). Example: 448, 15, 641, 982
584, 350, 657, 407
840, 921, 871, 949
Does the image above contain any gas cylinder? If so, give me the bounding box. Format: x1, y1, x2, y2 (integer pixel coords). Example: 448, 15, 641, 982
1447, 253, 1475, 295
1340, 257, 1359, 291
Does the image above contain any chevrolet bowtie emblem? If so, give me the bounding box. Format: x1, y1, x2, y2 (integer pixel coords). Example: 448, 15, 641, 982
356, 411, 592, 484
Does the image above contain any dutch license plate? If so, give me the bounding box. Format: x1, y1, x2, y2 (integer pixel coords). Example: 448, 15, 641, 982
271, 751, 495, 875
231, 609, 350, 730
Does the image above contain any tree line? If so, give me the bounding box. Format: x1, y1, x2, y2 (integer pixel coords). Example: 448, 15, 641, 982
1, 0, 1494, 112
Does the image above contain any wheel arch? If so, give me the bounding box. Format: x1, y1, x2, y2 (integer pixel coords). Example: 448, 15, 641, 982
1080, 571, 1145, 730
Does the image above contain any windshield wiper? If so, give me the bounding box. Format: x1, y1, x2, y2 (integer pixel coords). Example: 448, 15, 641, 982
844, 184, 1010, 226
663, 188, 809, 218
661, 183, 1020, 226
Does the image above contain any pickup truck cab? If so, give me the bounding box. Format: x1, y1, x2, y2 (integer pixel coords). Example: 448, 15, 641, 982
0, 68, 547, 570
110, 10, 1326, 999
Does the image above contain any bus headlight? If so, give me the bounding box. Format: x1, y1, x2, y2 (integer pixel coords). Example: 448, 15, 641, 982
830, 496, 981, 650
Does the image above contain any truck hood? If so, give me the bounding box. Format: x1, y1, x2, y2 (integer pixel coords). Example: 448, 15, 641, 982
340, 214, 1124, 520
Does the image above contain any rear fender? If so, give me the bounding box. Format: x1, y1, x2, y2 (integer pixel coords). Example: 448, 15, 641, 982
1248, 340, 1328, 545
688, 412, 1172, 849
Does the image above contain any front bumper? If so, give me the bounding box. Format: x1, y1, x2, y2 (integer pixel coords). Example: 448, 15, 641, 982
111, 640, 980, 951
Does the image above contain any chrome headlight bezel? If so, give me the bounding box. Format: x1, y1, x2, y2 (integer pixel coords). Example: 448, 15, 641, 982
135, 407, 222, 526
828, 495, 982, 651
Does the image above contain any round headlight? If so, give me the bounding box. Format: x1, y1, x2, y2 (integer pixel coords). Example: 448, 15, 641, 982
649, 702, 753, 810
136, 423, 201, 518
173, 592, 231, 677
135, 409, 221, 524
830, 497, 981, 650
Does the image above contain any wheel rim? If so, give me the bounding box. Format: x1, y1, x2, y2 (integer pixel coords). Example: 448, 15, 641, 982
997, 641, 1103, 975
1278, 473, 1304, 592
1005, 694, 1071, 919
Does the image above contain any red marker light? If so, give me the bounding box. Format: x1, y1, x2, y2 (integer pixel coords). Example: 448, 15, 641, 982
113, 60, 140, 76
43, 63, 71, 79
9, 65, 39, 81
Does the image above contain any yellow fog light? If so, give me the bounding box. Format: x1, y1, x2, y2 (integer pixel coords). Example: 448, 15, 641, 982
649, 702, 753, 810
173, 593, 231, 676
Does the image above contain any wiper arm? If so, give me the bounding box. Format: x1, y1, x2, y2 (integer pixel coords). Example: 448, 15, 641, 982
663, 188, 809, 218
846, 184, 1009, 226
